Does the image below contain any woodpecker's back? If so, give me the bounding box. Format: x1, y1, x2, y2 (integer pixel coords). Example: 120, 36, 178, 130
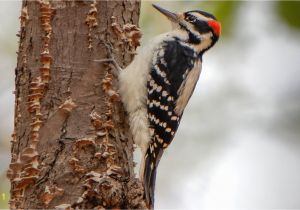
119, 4, 221, 208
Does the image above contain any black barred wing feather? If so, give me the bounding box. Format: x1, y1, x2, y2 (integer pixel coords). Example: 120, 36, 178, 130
143, 39, 197, 208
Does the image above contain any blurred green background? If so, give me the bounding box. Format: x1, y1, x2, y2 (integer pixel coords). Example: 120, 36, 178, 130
1, 1, 300, 209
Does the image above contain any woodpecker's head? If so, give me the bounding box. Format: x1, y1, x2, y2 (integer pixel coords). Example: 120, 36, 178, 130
153, 4, 221, 52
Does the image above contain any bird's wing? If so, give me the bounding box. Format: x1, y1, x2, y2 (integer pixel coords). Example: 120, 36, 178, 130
144, 38, 200, 208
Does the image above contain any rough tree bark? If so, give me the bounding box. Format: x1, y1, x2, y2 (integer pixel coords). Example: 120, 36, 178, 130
8, 0, 146, 209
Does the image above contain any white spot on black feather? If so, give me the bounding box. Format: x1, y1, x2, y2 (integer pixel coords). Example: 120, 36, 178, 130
162, 91, 168, 97
171, 116, 178, 121
163, 122, 167, 128
156, 86, 162, 92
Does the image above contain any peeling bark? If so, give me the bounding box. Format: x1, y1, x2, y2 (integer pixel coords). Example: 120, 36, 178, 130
9, 0, 145, 209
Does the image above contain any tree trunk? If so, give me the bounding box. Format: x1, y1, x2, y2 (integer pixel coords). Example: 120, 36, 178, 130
8, 0, 146, 208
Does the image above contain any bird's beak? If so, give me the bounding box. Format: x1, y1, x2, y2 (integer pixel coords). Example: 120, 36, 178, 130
152, 4, 178, 23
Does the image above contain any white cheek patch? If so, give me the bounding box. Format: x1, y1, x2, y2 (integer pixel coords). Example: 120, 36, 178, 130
184, 22, 199, 38
190, 12, 210, 22
197, 32, 213, 51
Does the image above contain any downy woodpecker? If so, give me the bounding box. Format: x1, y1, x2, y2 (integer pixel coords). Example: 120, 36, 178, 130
119, 4, 220, 208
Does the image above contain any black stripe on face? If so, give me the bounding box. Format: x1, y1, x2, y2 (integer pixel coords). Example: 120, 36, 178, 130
184, 13, 211, 35
193, 20, 211, 34
187, 10, 217, 20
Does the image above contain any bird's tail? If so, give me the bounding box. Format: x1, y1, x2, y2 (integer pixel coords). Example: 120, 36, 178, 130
143, 142, 164, 209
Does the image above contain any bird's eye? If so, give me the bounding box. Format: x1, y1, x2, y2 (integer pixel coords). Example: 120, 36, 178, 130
187, 16, 196, 23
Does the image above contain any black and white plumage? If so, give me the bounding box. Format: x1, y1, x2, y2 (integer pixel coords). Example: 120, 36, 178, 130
118, 4, 220, 208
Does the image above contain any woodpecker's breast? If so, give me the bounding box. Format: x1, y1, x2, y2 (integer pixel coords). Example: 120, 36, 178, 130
147, 38, 201, 149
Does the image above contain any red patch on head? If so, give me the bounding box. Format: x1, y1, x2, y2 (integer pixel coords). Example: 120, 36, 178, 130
208, 20, 221, 36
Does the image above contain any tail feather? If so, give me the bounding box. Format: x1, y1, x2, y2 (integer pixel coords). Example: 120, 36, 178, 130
143, 145, 164, 209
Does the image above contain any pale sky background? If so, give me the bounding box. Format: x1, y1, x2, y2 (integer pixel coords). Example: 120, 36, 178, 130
1, 1, 300, 209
